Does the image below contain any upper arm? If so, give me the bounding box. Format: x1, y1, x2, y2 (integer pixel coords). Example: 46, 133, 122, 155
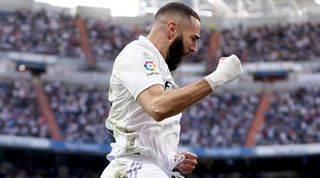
137, 84, 165, 121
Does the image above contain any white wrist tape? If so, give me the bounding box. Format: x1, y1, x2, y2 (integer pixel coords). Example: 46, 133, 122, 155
205, 54, 243, 89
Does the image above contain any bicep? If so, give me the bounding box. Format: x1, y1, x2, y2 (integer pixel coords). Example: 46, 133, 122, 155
137, 84, 165, 120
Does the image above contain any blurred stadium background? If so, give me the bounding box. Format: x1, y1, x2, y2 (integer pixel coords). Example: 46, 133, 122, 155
0, 0, 320, 177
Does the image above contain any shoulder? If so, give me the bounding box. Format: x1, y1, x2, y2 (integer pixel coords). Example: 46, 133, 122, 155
116, 40, 160, 66
117, 40, 149, 58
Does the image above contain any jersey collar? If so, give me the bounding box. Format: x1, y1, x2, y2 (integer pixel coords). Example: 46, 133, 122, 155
138, 36, 165, 62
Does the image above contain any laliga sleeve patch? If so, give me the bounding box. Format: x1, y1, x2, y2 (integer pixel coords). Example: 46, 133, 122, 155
143, 59, 160, 77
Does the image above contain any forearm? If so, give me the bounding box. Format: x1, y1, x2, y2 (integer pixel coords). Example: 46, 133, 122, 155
150, 79, 212, 121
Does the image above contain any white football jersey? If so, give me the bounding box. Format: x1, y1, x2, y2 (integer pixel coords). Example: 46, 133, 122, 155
106, 36, 182, 171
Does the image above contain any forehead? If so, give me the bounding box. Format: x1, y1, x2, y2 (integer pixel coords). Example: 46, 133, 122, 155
183, 16, 201, 37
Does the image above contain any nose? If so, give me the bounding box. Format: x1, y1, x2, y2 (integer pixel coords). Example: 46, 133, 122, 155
190, 42, 198, 54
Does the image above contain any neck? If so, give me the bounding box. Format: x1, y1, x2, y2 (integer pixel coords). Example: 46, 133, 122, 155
147, 28, 169, 60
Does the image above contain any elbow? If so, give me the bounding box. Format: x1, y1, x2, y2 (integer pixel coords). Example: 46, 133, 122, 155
149, 106, 170, 122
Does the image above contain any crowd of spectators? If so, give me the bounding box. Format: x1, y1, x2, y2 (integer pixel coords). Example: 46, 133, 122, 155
219, 23, 320, 62
0, 9, 211, 63
86, 18, 212, 62
0, 77, 260, 148
43, 81, 113, 144
2, 10, 319, 63
2, 78, 320, 149
0, 10, 83, 58
0, 79, 49, 138
1, 9, 320, 149
180, 90, 260, 148
85, 19, 142, 61
256, 86, 320, 145
42, 81, 260, 148
42, 81, 262, 148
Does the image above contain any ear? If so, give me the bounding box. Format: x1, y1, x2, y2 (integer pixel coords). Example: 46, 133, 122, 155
167, 21, 177, 40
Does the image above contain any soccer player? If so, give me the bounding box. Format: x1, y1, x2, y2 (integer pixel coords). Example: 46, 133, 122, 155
101, 2, 243, 178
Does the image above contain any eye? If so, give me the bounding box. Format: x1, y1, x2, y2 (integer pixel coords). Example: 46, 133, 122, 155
191, 36, 199, 42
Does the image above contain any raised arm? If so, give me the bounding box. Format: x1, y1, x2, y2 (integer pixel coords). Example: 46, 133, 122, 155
137, 54, 243, 122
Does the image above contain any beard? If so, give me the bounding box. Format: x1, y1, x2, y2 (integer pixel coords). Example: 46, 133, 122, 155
166, 36, 185, 71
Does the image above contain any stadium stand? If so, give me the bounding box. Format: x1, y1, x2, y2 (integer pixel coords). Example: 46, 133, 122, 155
180, 91, 260, 148
43, 81, 112, 144
256, 86, 320, 145
218, 23, 320, 62
0, 10, 83, 58
0, 0, 320, 177
0, 79, 49, 138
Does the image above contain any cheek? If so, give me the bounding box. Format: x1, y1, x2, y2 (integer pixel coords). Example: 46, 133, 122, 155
182, 41, 189, 50
186, 39, 194, 48
183, 42, 192, 53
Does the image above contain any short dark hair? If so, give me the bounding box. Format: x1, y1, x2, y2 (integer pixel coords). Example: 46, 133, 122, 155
155, 2, 201, 22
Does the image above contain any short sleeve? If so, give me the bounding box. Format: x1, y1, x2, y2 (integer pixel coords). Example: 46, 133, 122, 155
114, 46, 164, 99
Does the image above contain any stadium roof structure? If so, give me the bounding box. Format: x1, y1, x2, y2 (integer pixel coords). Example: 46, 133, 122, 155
29, 0, 320, 17
143, 0, 320, 17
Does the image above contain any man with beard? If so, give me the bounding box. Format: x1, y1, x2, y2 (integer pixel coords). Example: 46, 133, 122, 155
101, 2, 243, 178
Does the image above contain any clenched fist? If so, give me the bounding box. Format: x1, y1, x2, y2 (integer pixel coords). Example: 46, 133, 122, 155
205, 54, 243, 89
175, 152, 197, 174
